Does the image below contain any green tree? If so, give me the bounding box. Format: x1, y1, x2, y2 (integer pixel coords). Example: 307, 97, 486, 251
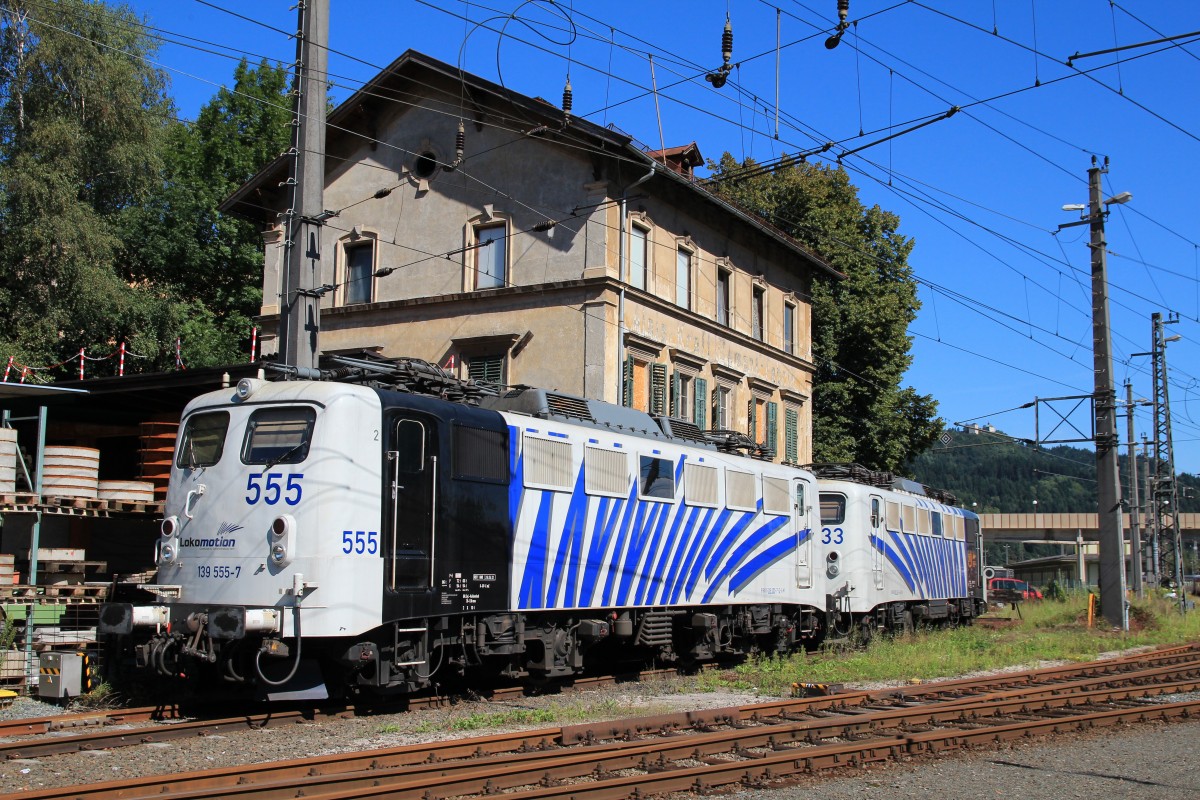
117, 57, 290, 368
0, 0, 173, 373
708, 154, 941, 471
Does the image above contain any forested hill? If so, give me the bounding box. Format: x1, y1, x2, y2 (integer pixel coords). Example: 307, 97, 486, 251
906, 428, 1200, 514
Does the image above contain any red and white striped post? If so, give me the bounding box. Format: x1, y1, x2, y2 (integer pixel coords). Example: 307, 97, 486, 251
175, 338, 183, 370
19, 367, 29, 384
79, 348, 85, 380
250, 326, 258, 363
3, 356, 12, 383
118, 341, 126, 377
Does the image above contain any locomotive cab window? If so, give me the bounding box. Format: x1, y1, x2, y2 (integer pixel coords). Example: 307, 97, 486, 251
241, 407, 317, 465
639, 455, 675, 500
177, 411, 230, 468
819, 493, 846, 525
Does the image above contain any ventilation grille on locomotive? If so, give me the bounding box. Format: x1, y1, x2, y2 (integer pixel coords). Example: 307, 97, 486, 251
545, 393, 594, 423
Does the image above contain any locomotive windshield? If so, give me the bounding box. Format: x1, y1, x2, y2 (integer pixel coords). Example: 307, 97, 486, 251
176, 411, 230, 468
819, 493, 846, 525
241, 407, 317, 465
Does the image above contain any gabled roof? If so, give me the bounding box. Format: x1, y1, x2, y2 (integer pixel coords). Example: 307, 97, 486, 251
221, 50, 841, 280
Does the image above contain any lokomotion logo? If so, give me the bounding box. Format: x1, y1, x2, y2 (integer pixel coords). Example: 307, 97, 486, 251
181, 521, 243, 549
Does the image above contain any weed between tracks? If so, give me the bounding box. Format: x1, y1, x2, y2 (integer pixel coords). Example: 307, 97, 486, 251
697, 593, 1200, 696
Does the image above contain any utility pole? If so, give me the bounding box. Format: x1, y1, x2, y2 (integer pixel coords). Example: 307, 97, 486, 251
277, 0, 329, 372
1085, 158, 1126, 629
1125, 381, 1143, 598
1142, 435, 1159, 587
1149, 311, 1185, 609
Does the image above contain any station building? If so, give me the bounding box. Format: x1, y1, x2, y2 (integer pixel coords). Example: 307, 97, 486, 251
223, 51, 841, 465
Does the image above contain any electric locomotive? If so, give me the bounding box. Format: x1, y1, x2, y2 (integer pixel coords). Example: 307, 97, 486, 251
100, 357, 829, 698
811, 464, 985, 640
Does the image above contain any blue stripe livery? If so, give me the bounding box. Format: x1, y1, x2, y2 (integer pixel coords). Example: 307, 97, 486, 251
515, 457, 801, 610
872, 529, 967, 600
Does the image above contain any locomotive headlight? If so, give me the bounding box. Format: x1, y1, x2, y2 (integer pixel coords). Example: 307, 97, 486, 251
161, 516, 179, 538
826, 551, 840, 578
270, 543, 287, 564
159, 543, 177, 564
235, 378, 263, 401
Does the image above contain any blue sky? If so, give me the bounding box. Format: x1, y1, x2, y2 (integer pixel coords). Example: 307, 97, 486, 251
123, 0, 1200, 474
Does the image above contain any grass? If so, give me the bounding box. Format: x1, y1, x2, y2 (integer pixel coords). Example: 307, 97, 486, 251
695, 593, 1200, 697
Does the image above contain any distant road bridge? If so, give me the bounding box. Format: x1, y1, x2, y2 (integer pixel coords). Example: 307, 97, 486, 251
980, 513, 1200, 544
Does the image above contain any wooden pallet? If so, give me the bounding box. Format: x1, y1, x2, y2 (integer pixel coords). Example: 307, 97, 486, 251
0, 493, 162, 517
0, 585, 109, 603
39, 561, 108, 575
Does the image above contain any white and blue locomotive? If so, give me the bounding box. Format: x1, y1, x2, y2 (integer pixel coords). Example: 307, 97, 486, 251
99, 360, 983, 697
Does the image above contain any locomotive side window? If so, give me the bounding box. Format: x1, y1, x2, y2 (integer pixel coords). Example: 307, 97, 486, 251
394, 419, 424, 472
819, 493, 846, 525
917, 508, 932, 535
902, 504, 917, 533
454, 425, 507, 483
177, 411, 230, 468
241, 407, 316, 465
931, 511, 944, 537
639, 455, 675, 500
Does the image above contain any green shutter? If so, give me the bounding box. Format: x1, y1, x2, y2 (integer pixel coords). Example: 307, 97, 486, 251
670, 370, 681, 418
766, 401, 778, 457
694, 378, 707, 430
650, 363, 667, 416
467, 354, 504, 386
622, 355, 634, 407
711, 384, 721, 431
747, 399, 756, 440
785, 407, 798, 464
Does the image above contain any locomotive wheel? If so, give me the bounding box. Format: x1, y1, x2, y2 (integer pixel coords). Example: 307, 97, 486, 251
900, 610, 914, 637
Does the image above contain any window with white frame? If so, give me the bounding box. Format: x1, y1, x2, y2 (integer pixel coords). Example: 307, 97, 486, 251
675, 246, 692, 309
752, 285, 765, 341
343, 239, 375, 305
473, 222, 507, 289
712, 383, 732, 431
716, 268, 730, 326
783, 302, 796, 354
628, 223, 648, 290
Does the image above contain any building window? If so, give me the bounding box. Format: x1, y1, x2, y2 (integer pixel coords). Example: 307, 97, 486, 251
716, 268, 730, 326
624, 357, 667, 415
784, 406, 798, 464
473, 223, 507, 289
344, 240, 375, 305
711, 384, 731, 430
752, 285, 765, 341
670, 370, 693, 421
747, 397, 776, 452
783, 302, 795, 355
467, 353, 505, 387
628, 223, 648, 290
675, 247, 691, 309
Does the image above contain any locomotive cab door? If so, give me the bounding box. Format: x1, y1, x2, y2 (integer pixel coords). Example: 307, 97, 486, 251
386, 415, 437, 590
793, 478, 813, 589
870, 495, 885, 590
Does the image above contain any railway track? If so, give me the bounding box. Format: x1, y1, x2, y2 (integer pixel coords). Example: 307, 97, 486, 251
9, 643, 1200, 800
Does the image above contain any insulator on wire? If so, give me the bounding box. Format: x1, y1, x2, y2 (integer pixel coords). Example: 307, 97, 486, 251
825, 0, 851, 49
706, 15, 734, 88
446, 120, 465, 172
562, 79, 573, 117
